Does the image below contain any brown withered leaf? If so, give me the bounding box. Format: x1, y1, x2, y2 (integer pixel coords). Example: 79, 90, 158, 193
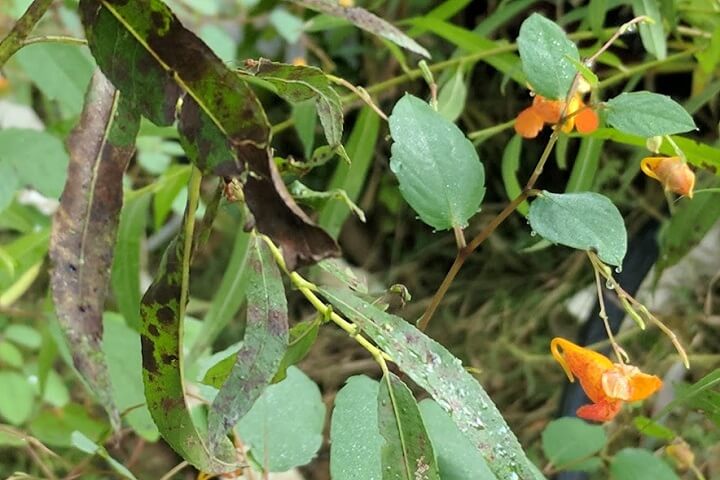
49, 70, 140, 431
81, 0, 339, 270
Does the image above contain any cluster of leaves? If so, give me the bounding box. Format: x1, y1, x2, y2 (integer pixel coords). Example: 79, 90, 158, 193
0, 0, 719, 479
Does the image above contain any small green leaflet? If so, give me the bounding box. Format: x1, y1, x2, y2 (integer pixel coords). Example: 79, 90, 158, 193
207, 235, 289, 451
517, 13, 579, 99
378, 372, 440, 480
389, 94, 485, 231
610, 448, 679, 480
605, 92, 696, 137
528, 191, 627, 266
632, 0, 667, 60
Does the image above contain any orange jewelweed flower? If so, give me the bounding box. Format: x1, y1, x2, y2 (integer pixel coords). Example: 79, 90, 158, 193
514, 93, 599, 139
641, 156, 695, 198
551, 337, 662, 422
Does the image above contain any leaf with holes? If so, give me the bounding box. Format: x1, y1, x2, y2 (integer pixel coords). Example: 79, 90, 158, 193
528, 191, 627, 266
49, 70, 139, 431
207, 235, 289, 450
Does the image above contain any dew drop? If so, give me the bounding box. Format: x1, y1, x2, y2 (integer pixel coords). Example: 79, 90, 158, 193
625, 23, 637, 34
605, 280, 614, 289
530, 230, 537, 237
584, 59, 594, 68
615, 266, 623, 273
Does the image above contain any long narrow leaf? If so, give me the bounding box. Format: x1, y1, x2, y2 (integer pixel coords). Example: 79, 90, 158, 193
319, 287, 542, 479
378, 372, 440, 480
207, 235, 289, 450
49, 70, 140, 431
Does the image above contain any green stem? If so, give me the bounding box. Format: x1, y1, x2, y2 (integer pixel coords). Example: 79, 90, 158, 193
179, 167, 202, 372
261, 235, 391, 367
597, 48, 699, 89
467, 119, 515, 142
0, 0, 55, 67
22, 35, 87, 46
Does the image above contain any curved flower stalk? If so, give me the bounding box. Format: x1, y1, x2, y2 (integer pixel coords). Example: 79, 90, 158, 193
551, 337, 663, 422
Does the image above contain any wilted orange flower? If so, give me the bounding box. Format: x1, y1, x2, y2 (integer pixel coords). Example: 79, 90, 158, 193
551, 337, 662, 422
514, 93, 599, 139
641, 156, 695, 198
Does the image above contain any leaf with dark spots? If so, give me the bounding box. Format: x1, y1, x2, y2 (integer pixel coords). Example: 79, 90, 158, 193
81, 0, 339, 270
289, 0, 430, 59
243, 59, 343, 148
378, 372, 440, 480
319, 287, 541, 480
140, 233, 237, 472
207, 234, 289, 451
49, 70, 140, 432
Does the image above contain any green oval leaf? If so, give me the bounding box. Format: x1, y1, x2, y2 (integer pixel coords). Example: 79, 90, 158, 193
632, 0, 667, 60
517, 13, 579, 99
237, 367, 325, 472
605, 92, 696, 137
330, 375, 383, 480
0, 370, 34, 425
541, 418, 606, 469
389, 94, 485, 231
378, 372, 440, 480
528, 191, 627, 266
610, 448, 679, 480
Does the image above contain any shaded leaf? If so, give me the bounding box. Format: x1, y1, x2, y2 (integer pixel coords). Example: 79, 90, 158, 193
605, 92, 696, 137
566, 137, 604, 193
632, 0, 667, 60
272, 318, 320, 383
610, 448, 679, 480
49, 71, 140, 430
655, 184, 720, 277
528, 191, 627, 266
541, 418, 605, 469
330, 376, 383, 480
319, 107, 380, 237
243, 59, 343, 148
29, 403, 106, 447
418, 399, 496, 480
237, 366, 325, 472
80, 0, 338, 270
208, 235, 289, 450
501, 134, 529, 215
71, 431, 138, 480
318, 287, 539, 479
389, 94, 485, 230
437, 68, 467, 122
103, 313, 159, 441
188, 229, 252, 361
517, 13, 579, 99
290, 0, 430, 58
378, 372, 440, 480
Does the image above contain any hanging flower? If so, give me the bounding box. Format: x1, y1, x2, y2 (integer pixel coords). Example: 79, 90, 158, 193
641, 156, 695, 198
550, 337, 663, 422
514, 93, 599, 139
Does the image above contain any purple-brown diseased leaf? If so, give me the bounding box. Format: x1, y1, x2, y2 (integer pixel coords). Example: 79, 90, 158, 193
289, 0, 431, 59
49, 70, 140, 431
207, 234, 289, 451
80, 0, 339, 270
